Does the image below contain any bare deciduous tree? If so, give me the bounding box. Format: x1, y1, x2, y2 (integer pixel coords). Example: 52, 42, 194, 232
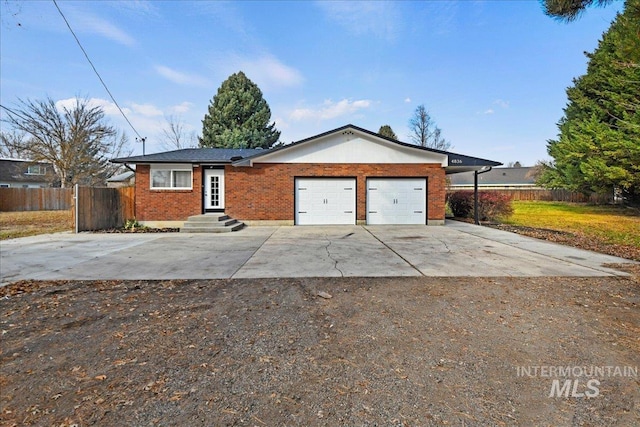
1, 97, 130, 187
408, 104, 451, 150
0, 130, 29, 158
161, 115, 197, 150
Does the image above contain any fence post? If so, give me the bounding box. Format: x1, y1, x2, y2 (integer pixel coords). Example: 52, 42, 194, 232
74, 184, 79, 234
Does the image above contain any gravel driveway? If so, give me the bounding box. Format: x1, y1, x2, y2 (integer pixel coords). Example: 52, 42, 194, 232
1, 271, 639, 426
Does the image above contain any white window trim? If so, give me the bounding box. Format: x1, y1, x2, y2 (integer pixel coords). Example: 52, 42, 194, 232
26, 165, 46, 175
150, 164, 193, 190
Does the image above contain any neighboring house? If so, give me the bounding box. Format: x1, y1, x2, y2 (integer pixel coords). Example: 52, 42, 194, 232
448, 167, 539, 190
0, 158, 56, 188
112, 124, 501, 227
106, 170, 135, 188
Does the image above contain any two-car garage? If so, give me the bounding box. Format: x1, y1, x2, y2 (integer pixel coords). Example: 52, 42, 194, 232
295, 177, 427, 225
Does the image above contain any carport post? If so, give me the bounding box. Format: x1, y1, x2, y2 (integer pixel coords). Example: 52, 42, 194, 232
474, 167, 493, 225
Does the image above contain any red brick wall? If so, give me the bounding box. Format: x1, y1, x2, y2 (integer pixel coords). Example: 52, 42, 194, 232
226, 163, 446, 222
135, 165, 202, 221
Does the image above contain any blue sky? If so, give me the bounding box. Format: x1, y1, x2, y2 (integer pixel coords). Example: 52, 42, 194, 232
0, 0, 622, 165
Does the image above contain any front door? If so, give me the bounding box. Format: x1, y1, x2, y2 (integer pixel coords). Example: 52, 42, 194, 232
204, 169, 225, 210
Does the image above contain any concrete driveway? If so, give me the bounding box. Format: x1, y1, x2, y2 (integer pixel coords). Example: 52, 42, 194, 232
1, 221, 635, 284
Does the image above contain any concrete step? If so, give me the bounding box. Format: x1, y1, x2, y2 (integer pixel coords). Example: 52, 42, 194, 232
180, 222, 244, 233
180, 214, 244, 233
187, 214, 230, 222
182, 218, 238, 228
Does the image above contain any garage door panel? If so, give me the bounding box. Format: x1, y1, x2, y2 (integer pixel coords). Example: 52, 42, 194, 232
367, 178, 426, 225
295, 178, 356, 225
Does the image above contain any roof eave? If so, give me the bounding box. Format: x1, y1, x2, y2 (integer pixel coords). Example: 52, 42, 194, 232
111, 157, 234, 164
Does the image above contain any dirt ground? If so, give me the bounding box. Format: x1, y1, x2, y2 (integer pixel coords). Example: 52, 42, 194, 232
1, 268, 639, 426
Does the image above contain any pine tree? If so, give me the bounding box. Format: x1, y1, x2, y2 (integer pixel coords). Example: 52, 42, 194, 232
543, 0, 614, 22
378, 125, 398, 140
540, 0, 640, 203
200, 71, 280, 149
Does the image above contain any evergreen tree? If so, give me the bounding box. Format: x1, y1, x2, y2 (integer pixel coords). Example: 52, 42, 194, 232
378, 125, 398, 140
200, 71, 280, 149
543, 0, 614, 22
540, 0, 640, 203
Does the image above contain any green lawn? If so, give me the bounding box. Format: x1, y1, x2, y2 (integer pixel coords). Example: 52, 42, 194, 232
503, 201, 640, 248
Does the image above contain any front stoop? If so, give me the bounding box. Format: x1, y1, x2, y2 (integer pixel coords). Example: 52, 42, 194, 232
180, 214, 244, 233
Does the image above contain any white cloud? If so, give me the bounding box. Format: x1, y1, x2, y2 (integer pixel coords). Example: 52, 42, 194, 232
131, 103, 163, 117
109, 1, 160, 17
290, 99, 372, 121
155, 65, 210, 87
55, 98, 169, 148
69, 9, 136, 46
404, 97, 412, 103
478, 99, 509, 115
419, 1, 460, 36
55, 97, 130, 116
225, 54, 304, 90
195, 2, 250, 38
273, 116, 289, 130
316, 1, 400, 40
169, 102, 194, 114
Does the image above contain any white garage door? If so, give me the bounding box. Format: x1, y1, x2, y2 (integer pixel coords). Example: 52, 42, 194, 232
367, 178, 427, 225
295, 178, 356, 225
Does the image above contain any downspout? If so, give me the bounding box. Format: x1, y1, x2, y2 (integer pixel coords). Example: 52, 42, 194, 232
123, 163, 135, 173
474, 167, 493, 225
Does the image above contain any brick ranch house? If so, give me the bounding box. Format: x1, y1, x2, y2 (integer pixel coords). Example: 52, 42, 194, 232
112, 124, 501, 227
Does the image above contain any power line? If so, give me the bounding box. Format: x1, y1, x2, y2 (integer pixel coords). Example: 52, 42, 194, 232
0, 103, 31, 122
52, 0, 143, 140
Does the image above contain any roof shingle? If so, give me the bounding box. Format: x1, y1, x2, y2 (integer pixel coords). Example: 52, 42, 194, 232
111, 148, 266, 164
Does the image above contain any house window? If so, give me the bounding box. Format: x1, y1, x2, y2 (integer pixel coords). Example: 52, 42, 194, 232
0, 184, 9, 188
150, 165, 192, 189
26, 165, 46, 175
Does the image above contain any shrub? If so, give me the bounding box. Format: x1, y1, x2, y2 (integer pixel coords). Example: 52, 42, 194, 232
477, 192, 513, 221
447, 191, 513, 221
124, 218, 145, 231
447, 191, 474, 218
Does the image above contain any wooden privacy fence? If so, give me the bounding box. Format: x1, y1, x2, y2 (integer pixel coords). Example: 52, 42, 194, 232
448, 188, 612, 204
74, 186, 135, 232
0, 188, 72, 211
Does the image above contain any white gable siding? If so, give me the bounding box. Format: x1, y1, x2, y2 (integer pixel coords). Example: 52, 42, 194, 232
256, 133, 447, 165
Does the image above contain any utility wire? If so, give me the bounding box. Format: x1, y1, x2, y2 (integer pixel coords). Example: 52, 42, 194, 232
52, 0, 143, 140
0, 103, 32, 122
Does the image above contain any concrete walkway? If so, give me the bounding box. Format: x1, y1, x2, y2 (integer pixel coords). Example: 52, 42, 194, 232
1, 222, 635, 284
